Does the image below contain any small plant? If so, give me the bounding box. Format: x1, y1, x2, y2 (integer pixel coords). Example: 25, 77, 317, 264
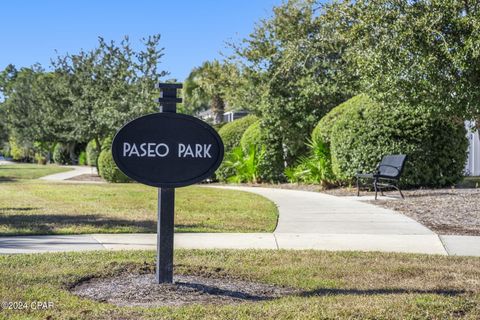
53, 143, 71, 165
224, 146, 264, 183
78, 151, 87, 166
34, 153, 47, 165
285, 139, 335, 187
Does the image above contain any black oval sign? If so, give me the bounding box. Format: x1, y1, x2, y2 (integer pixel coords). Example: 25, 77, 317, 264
112, 113, 224, 188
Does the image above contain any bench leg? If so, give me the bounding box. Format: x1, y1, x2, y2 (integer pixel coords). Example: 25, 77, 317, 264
398, 186, 404, 199
390, 181, 405, 199
374, 178, 378, 200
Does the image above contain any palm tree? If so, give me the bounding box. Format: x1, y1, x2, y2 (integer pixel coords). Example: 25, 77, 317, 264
184, 60, 227, 124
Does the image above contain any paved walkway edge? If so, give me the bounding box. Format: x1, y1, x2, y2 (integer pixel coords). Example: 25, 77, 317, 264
39, 166, 98, 181
0, 233, 462, 255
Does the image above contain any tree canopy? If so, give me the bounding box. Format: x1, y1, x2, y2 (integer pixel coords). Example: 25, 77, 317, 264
0, 35, 167, 160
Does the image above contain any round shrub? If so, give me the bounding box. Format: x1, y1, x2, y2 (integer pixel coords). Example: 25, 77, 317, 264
239, 120, 271, 182
86, 140, 100, 166
240, 120, 264, 152
312, 95, 355, 145
98, 149, 131, 183
218, 115, 258, 152
53, 143, 71, 165
314, 94, 468, 187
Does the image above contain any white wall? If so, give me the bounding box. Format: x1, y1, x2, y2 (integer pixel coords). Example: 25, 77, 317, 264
465, 121, 480, 176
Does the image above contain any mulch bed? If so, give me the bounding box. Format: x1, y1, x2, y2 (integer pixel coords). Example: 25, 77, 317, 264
71, 273, 297, 307
365, 189, 480, 236
324, 187, 480, 236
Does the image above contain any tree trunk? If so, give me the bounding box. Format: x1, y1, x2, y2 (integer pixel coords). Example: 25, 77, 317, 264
211, 95, 225, 124
94, 136, 102, 170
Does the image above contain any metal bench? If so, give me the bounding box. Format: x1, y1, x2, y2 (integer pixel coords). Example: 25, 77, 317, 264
355, 154, 407, 200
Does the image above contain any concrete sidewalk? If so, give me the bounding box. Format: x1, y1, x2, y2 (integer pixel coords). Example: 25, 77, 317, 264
1, 170, 478, 256
214, 186, 434, 235
39, 165, 98, 181
1, 233, 479, 256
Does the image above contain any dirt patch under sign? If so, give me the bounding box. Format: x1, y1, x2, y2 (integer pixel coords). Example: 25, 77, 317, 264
71, 273, 297, 307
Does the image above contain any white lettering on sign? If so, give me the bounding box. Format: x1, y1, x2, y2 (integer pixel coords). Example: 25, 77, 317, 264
123, 142, 170, 157
122, 142, 211, 158
178, 144, 212, 158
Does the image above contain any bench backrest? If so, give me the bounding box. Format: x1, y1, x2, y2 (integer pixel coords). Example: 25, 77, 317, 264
377, 154, 407, 179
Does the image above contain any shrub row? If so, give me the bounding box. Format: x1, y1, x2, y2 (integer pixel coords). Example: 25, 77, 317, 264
312, 94, 468, 187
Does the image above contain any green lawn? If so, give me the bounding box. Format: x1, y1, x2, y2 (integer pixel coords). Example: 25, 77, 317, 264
0, 163, 72, 180
0, 181, 278, 234
0, 250, 478, 319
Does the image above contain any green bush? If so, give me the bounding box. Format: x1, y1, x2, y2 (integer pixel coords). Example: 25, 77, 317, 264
240, 120, 264, 152
86, 140, 100, 166
78, 151, 87, 166
98, 148, 131, 183
1, 142, 11, 158
223, 146, 265, 183
311, 95, 355, 145
218, 115, 258, 152
314, 94, 468, 187
34, 153, 47, 165
101, 137, 113, 151
9, 138, 32, 161
216, 115, 258, 181
53, 143, 71, 165
285, 139, 335, 187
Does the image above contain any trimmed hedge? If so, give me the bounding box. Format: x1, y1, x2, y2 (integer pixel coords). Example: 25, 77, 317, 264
86, 140, 100, 166
240, 120, 263, 152
239, 120, 270, 182
98, 148, 131, 183
216, 115, 258, 181
314, 94, 468, 187
218, 115, 258, 152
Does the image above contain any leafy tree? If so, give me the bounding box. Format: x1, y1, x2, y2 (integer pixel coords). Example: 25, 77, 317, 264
197, 60, 226, 124
231, 0, 358, 181
52, 35, 167, 153
182, 67, 210, 115
0, 64, 82, 162
185, 60, 242, 123
349, 0, 480, 122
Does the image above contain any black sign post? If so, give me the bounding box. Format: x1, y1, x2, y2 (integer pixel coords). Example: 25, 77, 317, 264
111, 83, 224, 284
155, 83, 181, 284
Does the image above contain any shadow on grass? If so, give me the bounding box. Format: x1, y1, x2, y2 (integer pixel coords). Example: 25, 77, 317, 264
0, 207, 41, 211
179, 286, 468, 302
0, 177, 17, 182
0, 213, 157, 235
300, 287, 467, 297
0, 213, 210, 235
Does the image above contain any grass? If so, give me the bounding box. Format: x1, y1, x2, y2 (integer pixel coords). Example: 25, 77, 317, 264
0, 250, 479, 319
0, 163, 72, 180
0, 181, 278, 235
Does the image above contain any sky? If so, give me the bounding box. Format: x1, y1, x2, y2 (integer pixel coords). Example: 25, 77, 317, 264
0, 0, 283, 81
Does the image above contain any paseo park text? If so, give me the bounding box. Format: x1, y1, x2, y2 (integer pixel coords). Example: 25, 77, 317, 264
122, 142, 213, 158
